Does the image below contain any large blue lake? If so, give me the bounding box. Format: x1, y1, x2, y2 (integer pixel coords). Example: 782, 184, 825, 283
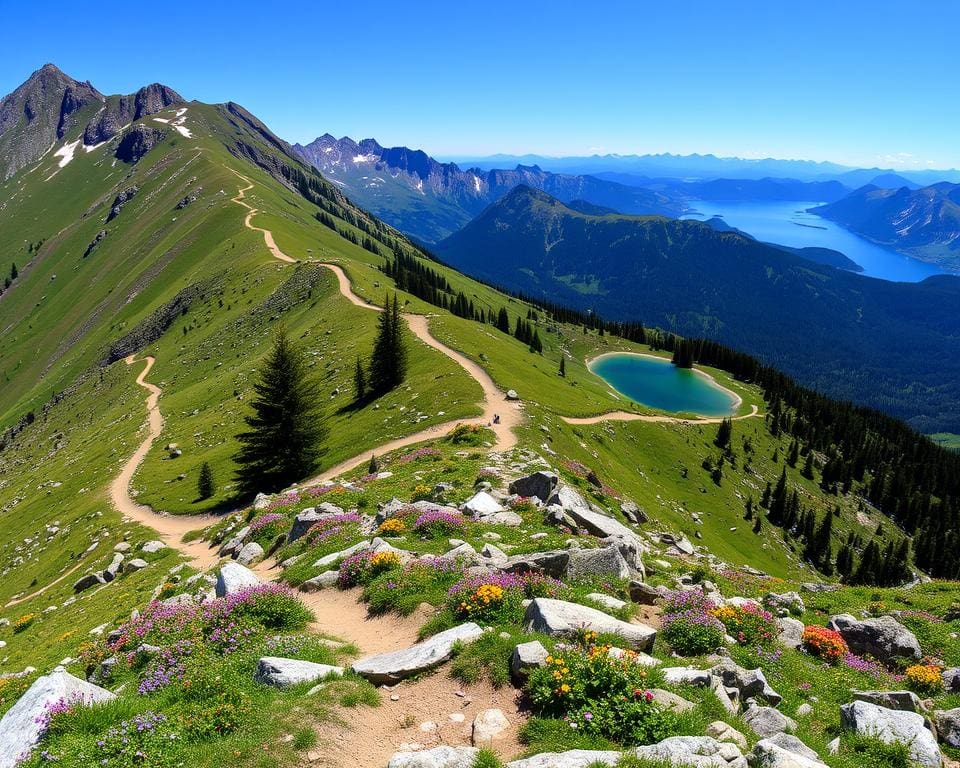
681, 200, 943, 283
591, 353, 739, 417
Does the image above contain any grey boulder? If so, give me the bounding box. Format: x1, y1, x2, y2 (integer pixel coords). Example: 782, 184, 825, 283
254, 656, 343, 687
936, 707, 960, 747
0, 669, 115, 768
508, 471, 558, 503
827, 614, 922, 662
506, 750, 621, 768
633, 735, 743, 766
511, 640, 549, 681
352, 623, 483, 684
566, 545, 630, 580
743, 706, 796, 738
840, 700, 942, 768
236, 541, 265, 566
524, 598, 656, 651
777, 617, 805, 649
749, 740, 829, 768
388, 746, 480, 768
215, 561, 260, 597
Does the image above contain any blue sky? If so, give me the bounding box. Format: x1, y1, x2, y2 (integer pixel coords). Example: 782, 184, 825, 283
2, 0, 958, 168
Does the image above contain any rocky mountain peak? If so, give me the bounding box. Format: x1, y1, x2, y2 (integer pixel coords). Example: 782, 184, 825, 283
0, 63, 104, 179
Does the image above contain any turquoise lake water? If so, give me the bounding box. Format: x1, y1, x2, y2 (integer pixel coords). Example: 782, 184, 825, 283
591, 353, 739, 417
681, 200, 943, 283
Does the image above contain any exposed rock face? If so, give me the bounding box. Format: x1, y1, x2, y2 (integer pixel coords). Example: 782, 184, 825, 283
0, 668, 115, 768
352, 623, 484, 684
387, 746, 479, 768
106, 186, 138, 222
84, 229, 108, 257
943, 668, 960, 692
115, 125, 166, 163
236, 541, 265, 566
73, 571, 106, 592
83, 83, 184, 146
827, 614, 922, 662
0, 63, 104, 179
840, 700, 942, 767
253, 657, 343, 687
215, 561, 260, 597
524, 598, 656, 651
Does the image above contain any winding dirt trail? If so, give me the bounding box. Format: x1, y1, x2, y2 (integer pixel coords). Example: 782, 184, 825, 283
229, 170, 296, 263
109, 356, 221, 569
563, 402, 761, 426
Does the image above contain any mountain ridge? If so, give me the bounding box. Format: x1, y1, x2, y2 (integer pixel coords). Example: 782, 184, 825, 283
434, 185, 960, 432
292, 133, 684, 242
811, 182, 960, 272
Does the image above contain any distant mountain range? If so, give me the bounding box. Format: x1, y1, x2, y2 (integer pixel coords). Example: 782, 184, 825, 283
0, 64, 183, 180
603, 175, 852, 203
434, 186, 960, 432
445, 151, 960, 186
292, 134, 683, 242
811, 183, 960, 272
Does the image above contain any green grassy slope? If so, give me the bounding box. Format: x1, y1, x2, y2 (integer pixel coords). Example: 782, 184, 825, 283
0, 89, 918, 688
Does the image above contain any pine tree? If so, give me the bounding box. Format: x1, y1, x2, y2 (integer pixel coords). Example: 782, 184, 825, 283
353, 355, 366, 402
744, 496, 754, 520
559, 357, 566, 377
787, 440, 800, 467
753, 516, 762, 534
10, 263, 17, 281
715, 418, 732, 450
802, 451, 815, 479
369, 294, 407, 394
197, 461, 215, 500
234, 328, 327, 496
496, 307, 510, 334
368, 454, 378, 474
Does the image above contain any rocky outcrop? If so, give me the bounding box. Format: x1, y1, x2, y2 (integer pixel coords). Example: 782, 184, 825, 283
852, 690, 924, 713
83, 83, 183, 146
176, 187, 202, 209
352, 623, 483, 684
115, 125, 166, 163
827, 614, 922, 663
106, 186, 138, 222
83, 229, 108, 258
253, 657, 343, 687
840, 700, 942, 767
0, 64, 104, 179
524, 598, 656, 651
0, 668, 115, 768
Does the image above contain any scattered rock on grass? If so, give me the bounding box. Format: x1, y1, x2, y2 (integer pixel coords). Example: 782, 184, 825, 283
840, 700, 942, 768
215, 561, 260, 597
